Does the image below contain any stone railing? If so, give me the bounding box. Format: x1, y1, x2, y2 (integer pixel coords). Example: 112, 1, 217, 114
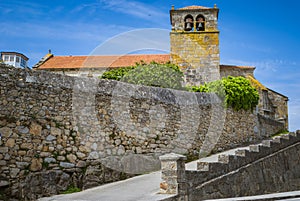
159, 130, 300, 200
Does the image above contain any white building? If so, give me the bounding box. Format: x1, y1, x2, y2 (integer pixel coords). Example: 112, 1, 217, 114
1, 52, 29, 68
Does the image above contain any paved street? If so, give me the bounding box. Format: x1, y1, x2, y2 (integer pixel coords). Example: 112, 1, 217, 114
39, 146, 300, 201
39, 146, 249, 201
38, 171, 174, 201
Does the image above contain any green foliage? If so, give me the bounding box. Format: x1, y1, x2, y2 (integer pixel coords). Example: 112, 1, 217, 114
61, 185, 81, 194
271, 129, 289, 138
101, 66, 136, 81
101, 61, 184, 90
122, 62, 184, 90
188, 76, 259, 111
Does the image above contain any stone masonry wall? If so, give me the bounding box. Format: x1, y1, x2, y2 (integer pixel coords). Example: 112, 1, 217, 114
160, 131, 300, 201
170, 32, 220, 85
0, 66, 284, 200
267, 89, 289, 128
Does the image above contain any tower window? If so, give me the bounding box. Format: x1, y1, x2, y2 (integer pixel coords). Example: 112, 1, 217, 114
196, 15, 205, 31
184, 15, 194, 31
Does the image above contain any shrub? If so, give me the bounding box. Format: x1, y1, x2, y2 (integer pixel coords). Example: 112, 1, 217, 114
188, 76, 259, 111
101, 61, 184, 90
101, 66, 136, 81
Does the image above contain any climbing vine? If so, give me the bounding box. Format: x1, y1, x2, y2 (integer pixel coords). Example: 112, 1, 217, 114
188, 76, 259, 111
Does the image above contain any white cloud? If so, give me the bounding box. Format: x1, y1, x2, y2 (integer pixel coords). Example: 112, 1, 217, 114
91, 28, 170, 55
223, 59, 281, 72
71, 3, 101, 15
0, 21, 132, 42
0, 1, 45, 16
81, 0, 168, 22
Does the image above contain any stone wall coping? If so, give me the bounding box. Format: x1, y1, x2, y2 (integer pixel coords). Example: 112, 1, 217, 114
159, 153, 187, 161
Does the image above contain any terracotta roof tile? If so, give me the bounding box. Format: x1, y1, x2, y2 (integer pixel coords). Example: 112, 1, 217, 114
35, 54, 170, 70
179, 5, 210, 10
35, 54, 255, 71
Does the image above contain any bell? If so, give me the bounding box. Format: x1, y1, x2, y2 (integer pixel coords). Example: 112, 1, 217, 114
186, 22, 192, 30
197, 22, 204, 31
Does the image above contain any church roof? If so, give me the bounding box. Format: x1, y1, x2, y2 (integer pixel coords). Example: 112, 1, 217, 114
34, 54, 170, 70
34, 53, 256, 71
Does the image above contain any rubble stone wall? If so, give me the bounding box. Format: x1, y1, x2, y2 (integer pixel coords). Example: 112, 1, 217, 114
160, 131, 300, 200
0, 66, 284, 200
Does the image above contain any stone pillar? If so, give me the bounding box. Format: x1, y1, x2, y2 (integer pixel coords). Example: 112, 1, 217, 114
159, 153, 187, 196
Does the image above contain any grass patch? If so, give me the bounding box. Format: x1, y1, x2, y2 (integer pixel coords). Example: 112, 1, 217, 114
61, 185, 81, 194
271, 129, 289, 138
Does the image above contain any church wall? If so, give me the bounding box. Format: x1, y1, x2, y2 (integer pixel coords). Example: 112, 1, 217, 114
220, 67, 255, 78
170, 32, 220, 85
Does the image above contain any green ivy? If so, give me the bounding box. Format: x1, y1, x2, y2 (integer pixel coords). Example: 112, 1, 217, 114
188, 76, 259, 111
101, 61, 184, 90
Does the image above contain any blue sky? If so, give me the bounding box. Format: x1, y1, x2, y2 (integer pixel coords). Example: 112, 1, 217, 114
1, 0, 300, 131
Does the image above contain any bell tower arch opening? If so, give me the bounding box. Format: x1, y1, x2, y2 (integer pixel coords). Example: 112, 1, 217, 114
196, 14, 205, 31
184, 14, 194, 31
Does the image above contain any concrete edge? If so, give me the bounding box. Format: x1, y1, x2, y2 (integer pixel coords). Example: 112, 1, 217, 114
203, 191, 300, 201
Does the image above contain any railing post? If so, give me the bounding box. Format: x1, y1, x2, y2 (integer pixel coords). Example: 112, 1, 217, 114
159, 153, 187, 196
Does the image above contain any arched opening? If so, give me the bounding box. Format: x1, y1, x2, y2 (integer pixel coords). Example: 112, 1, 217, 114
196, 15, 205, 31
184, 15, 194, 31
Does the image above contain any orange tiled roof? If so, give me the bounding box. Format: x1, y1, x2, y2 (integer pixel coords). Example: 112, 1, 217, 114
35, 54, 170, 70
34, 54, 255, 71
179, 5, 210, 10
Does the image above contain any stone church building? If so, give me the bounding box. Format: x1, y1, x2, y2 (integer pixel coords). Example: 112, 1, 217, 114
33, 5, 288, 129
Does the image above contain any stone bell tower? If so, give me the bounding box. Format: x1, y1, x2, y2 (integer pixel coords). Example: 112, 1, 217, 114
170, 5, 220, 85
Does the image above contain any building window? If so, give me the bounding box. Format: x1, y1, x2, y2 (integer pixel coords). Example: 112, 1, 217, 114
196, 15, 205, 31
20, 58, 26, 67
16, 57, 20, 63
9, 56, 14, 62
4, 55, 9, 61
184, 15, 194, 31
